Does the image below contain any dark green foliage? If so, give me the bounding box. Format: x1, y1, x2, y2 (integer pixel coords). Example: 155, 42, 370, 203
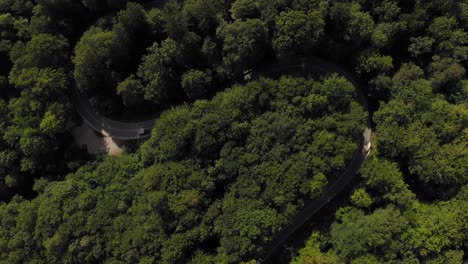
330, 2, 374, 44
230, 0, 260, 20
0, 0, 466, 263
73, 3, 151, 95
0, 76, 364, 263
81, 0, 127, 13
217, 18, 268, 73
116, 74, 144, 107
0, 0, 85, 199
10, 34, 69, 76
291, 232, 342, 264
273, 9, 325, 58
0, 13, 18, 52
181, 69, 212, 99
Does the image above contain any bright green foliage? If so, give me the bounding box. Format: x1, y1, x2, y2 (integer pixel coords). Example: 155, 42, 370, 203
0, 76, 364, 263
425, 250, 464, 264
374, 69, 467, 184
40, 110, 65, 135
0, 0, 466, 263
319, 74, 355, 110
428, 16, 468, 59
331, 206, 409, 262
350, 255, 379, 264
230, 0, 288, 24
141, 76, 363, 263
361, 158, 415, 206
230, 0, 260, 20
0, 23, 72, 194
367, 0, 407, 49
357, 52, 393, 75
371, 21, 405, 49
351, 188, 373, 208
19, 128, 47, 160
403, 198, 467, 258
309, 173, 328, 198
291, 232, 343, 264
11, 34, 68, 66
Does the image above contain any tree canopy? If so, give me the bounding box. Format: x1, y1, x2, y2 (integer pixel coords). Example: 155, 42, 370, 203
0, 0, 466, 263
0, 75, 365, 263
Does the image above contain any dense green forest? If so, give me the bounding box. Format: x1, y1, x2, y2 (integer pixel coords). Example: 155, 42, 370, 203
1, 76, 366, 263
0, 0, 466, 263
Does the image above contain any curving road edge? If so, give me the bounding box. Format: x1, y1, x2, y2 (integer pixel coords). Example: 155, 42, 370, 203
71, 0, 165, 140
70, 5, 372, 256
72, 56, 372, 261
257, 58, 372, 263
260, 129, 371, 263
72, 58, 371, 140
71, 1, 372, 261
72, 87, 156, 140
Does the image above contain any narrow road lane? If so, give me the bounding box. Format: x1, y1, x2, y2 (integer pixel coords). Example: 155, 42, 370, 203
69, 8, 372, 256
72, 57, 372, 262
70, 3, 372, 257
256, 59, 372, 263
72, 87, 156, 140
261, 129, 371, 263
71, 0, 164, 140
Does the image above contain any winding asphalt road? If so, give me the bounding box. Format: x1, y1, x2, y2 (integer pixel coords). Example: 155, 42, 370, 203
252, 58, 372, 263
71, 1, 372, 261
71, 0, 165, 140
72, 88, 156, 140
261, 136, 371, 263
73, 58, 370, 140
72, 56, 372, 261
